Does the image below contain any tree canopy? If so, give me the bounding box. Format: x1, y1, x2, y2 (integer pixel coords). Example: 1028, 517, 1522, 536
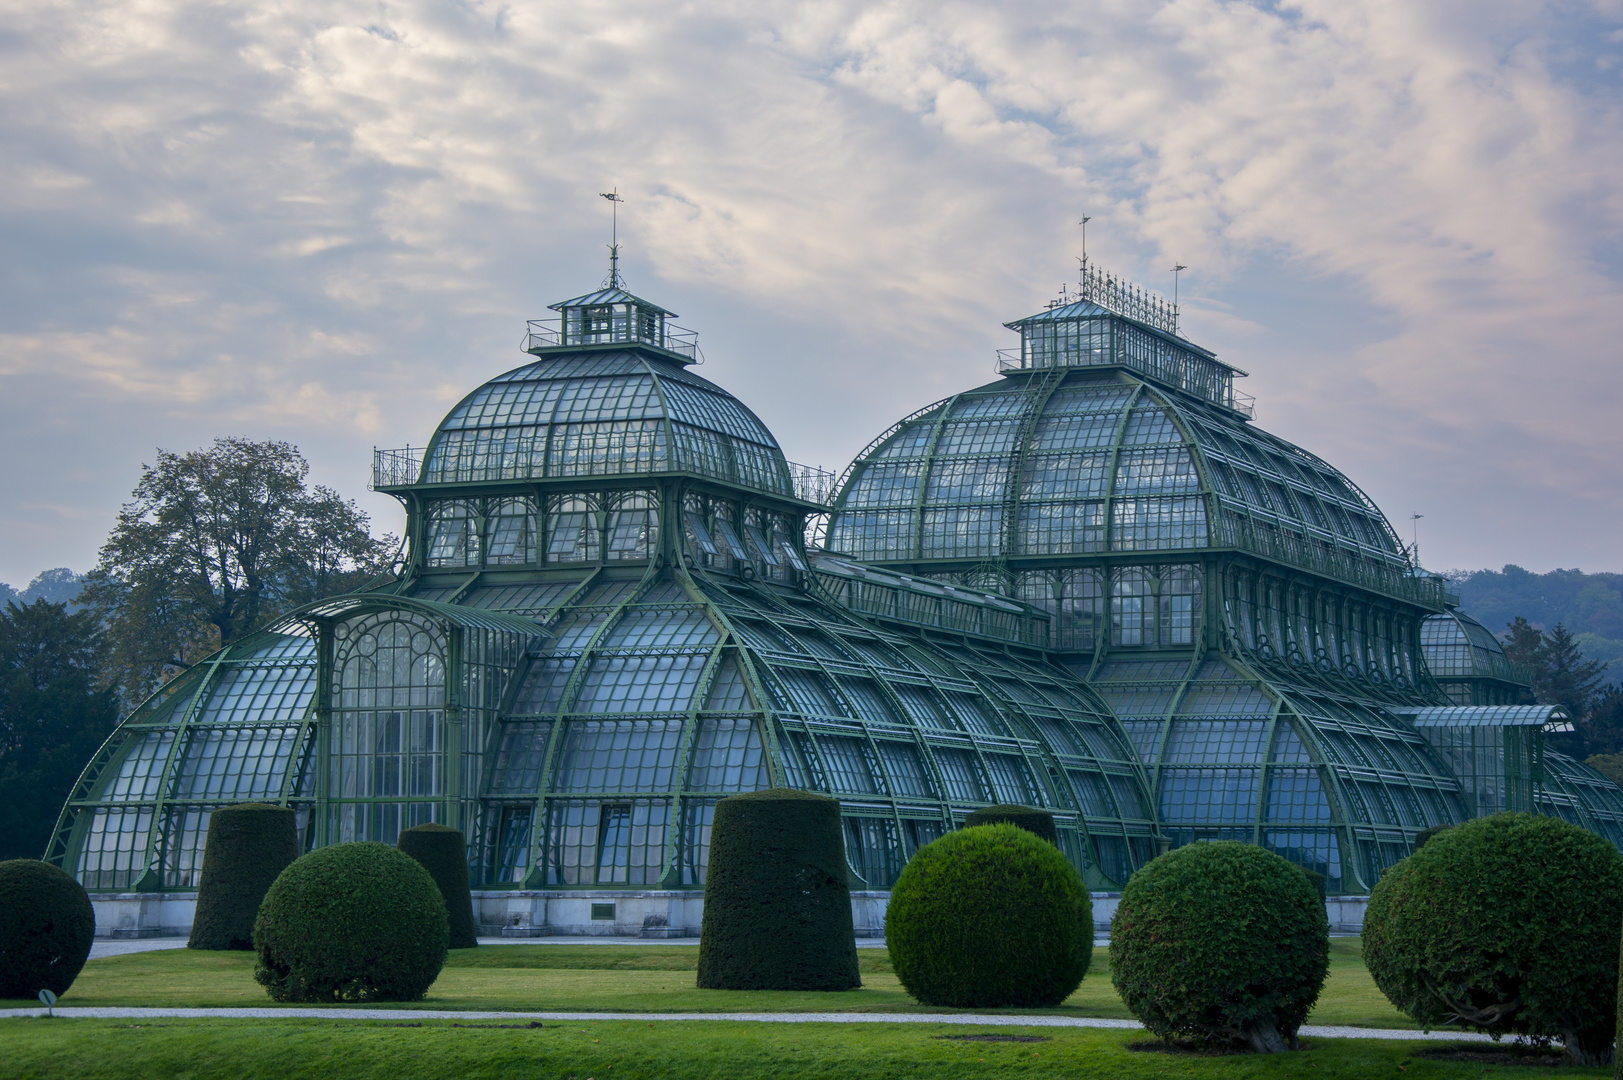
82, 438, 396, 702
1504, 616, 1612, 756
0, 600, 120, 860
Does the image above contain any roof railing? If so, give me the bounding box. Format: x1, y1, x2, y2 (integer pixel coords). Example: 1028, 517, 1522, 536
997, 348, 1256, 419
1214, 510, 1445, 608
523, 316, 700, 361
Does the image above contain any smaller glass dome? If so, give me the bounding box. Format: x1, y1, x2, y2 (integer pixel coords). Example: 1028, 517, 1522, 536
1420, 608, 1533, 705
420, 349, 792, 497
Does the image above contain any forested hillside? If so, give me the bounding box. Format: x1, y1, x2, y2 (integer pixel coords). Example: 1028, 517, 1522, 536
0, 568, 86, 611
1449, 566, 1623, 687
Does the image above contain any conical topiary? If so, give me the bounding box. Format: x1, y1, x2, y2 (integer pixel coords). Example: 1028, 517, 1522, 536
964, 804, 1058, 845
397, 823, 478, 949
697, 789, 860, 990
188, 803, 301, 950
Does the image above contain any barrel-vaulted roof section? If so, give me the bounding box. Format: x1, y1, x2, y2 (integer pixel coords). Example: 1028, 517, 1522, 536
826, 370, 1406, 577
421, 351, 794, 497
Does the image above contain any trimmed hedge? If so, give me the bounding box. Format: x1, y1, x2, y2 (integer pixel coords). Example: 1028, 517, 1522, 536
964, 805, 1058, 845
0, 859, 95, 998
697, 790, 860, 991
1111, 841, 1329, 1053
886, 823, 1090, 1008
398, 823, 478, 949
188, 803, 300, 950
1362, 812, 1623, 1066
253, 842, 448, 1002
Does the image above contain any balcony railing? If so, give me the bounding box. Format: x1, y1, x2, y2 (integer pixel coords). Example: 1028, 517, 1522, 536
788, 462, 838, 507
375, 445, 836, 509
523, 317, 700, 362
371, 447, 422, 489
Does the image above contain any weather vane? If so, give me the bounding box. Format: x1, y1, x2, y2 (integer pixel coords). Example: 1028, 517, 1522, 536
1079, 216, 1091, 269
600, 188, 625, 288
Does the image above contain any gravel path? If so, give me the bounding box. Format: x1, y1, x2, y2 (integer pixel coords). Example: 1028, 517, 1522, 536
0, 1005, 1493, 1041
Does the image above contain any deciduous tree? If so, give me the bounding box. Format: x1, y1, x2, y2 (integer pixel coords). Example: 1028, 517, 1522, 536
82, 438, 396, 702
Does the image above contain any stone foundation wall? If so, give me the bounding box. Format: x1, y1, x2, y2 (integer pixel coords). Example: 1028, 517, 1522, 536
88, 890, 1371, 938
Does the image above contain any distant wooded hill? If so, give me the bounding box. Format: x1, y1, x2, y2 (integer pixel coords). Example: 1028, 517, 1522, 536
0, 568, 87, 611
1449, 566, 1623, 687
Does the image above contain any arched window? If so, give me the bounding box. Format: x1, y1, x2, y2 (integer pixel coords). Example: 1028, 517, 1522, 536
330, 614, 446, 844
486, 498, 536, 565
425, 500, 478, 568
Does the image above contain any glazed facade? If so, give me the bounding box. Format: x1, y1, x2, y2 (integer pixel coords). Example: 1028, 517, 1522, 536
50, 275, 1623, 899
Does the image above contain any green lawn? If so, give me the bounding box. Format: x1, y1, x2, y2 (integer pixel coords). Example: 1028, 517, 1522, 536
0, 1016, 1598, 1080
3, 938, 1407, 1028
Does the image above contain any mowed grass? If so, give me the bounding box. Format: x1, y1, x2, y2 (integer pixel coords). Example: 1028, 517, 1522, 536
0, 1016, 1602, 1080
2, 938, 1408, 1028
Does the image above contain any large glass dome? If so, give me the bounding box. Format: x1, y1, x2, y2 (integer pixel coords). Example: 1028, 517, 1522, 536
829, 369, 1404, 576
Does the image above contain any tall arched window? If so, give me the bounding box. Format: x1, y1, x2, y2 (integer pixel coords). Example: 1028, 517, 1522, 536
331, 614, 446, 843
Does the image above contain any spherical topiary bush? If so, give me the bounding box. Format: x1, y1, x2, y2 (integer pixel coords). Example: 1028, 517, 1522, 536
188, 803, 300, 951
885, 823, 1090, 1008
0, 860, 95, 999
697, 789, 860, 991
964, 805, 1059, 846
253, 842, 448, 1002
397, 823, 478, 949
1110, 842, 1328, 1053
1362, 812, 1623, 1066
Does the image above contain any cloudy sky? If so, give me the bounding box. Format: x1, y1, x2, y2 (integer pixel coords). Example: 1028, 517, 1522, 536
2, 0, 1620, 587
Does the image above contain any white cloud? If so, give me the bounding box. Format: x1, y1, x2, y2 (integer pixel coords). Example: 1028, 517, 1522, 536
0, 0, 1620, 582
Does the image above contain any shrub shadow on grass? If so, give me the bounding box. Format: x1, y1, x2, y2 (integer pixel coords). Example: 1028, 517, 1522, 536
1125, 1037, 1322, 1056
1414, 1043, 1571, 1067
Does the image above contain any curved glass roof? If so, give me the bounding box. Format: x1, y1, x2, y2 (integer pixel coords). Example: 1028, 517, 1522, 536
55, 565, 1161, 893
827, 370, 1407, 589
1088, 652, 1469, 892
422, 351, 793, 497
1420, 608, 1533, 688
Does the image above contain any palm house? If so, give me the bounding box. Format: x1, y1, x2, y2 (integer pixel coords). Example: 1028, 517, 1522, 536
49, 259, 1623, 935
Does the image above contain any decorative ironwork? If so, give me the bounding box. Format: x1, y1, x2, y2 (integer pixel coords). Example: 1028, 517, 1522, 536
1077, 260, 1180, 335
787, 462, 837, 507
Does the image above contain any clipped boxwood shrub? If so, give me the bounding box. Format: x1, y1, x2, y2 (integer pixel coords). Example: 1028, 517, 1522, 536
697, 789, 859, 991
1362, 812, 1623, 1066
188, 803, 300, 951
1111, 841, 1328, 1053
398, 823, 478, 949
964, 805, 1058, 845
886, 823, 1090, 1008
253, 842, 448, 1002
0, 859, 95, 999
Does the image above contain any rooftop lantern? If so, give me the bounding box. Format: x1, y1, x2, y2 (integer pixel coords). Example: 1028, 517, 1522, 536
1000, 260, 1254, 418
522, 191, 701, 363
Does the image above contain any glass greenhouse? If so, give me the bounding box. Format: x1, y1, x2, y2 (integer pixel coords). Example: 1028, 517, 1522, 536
49, 266, 1623, 914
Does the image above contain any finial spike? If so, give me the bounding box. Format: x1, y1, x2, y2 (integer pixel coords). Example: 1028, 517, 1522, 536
599, 188, 626, 288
